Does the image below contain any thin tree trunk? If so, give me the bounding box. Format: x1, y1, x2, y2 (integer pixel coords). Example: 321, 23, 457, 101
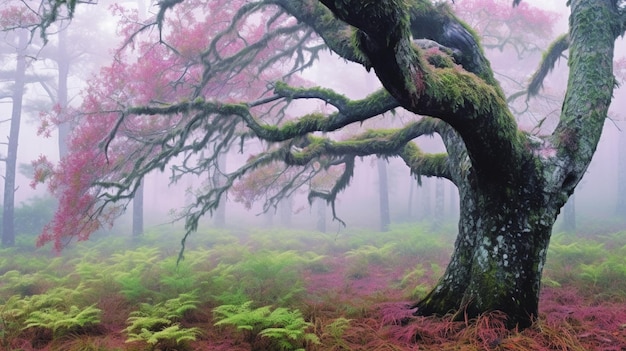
617, 131, 626, 216
421, 179, 431, 220
132, 182, 144, 238
2, 30, 28, 247
408, 178, 414, 219
279, 196, 292, 227
213, 153, 227, 227
562, 194, 576, 232
433, 178, 444, 229
377, 158, 390, 231
316, 198, 326, 232
57, 29, 70, 159
449, 181, 457, 218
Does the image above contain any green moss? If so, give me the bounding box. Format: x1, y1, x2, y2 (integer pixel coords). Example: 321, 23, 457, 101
433, 68, 503, 115
264, 113, 327, 138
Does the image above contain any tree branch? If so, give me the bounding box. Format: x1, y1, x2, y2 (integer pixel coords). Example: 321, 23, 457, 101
279, 0, 524, 182
527, 34, 569, 97
548, 0, 621, 197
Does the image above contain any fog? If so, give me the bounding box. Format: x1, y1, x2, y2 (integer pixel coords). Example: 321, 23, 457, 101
1, 0, 626, 243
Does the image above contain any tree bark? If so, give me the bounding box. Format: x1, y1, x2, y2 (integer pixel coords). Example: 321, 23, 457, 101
2, 29, 28, 247
414, 165, 557, 329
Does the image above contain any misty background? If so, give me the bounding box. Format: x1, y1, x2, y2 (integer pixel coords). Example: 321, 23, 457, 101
1, 0, 625, 248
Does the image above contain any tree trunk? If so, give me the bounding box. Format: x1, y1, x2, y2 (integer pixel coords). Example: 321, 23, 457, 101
617, 130, 626, 216
213, 153, 227, 227
448, 181, 457, 219
433, 178, 444, 229
2, 30, 28, 247
316, 198, 326, 232
279, 196, 292, 227
562, 194, 576, 232
414, 168, 560, 329
57, 28, 71, 159
420, 179, 431, 220
407, 178, 414, 219
132, 182, 144, 238
377, 157, 390, 231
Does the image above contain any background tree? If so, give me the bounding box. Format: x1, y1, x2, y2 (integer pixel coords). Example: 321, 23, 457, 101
1, 28, 28, 247
0, 3, 42, 247
34, 0, 626, 330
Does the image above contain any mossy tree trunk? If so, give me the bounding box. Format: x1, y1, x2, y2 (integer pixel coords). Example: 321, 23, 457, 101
414, 160, 558, 329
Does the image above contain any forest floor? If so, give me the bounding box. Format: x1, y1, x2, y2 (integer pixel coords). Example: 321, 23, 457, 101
1, 222, 626, 350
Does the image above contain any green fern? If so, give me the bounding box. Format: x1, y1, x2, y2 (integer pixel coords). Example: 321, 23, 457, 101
321, 317, 351, 349
345, 242, 397, 266
23, 304, 101, 337
0, 295, 28, 345
124, 292, 200, 350
211, 250, 308, 306
548, 233, 606, 266
126, 323, 199, 347
158, 256, 196, 298
213, 301, 320, 350
105, 247, 162, 302
0, 269, 67, 296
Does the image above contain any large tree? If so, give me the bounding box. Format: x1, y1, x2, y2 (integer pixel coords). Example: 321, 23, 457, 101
34, 0, 624, 329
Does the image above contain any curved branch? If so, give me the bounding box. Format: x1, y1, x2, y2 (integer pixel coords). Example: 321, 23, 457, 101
268, 0, 365, 65
527, 34, 569, 97
399, 143, 452, 182
308, 156, 355, 226
548, 0, 620, 197
284, 118, 444, 166
282, 0, 523, 182
252, 83, 400, 140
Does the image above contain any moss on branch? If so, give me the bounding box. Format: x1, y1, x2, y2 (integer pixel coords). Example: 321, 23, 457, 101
284, 119, 443, 166
527, 34, 569, 97
254, 83, 399, 141
399, 142, 452, 181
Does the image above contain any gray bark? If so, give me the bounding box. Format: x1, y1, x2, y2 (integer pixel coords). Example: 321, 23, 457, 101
2, 30, 28, 247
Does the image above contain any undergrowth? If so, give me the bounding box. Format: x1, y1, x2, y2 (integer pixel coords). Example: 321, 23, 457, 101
1, 224, 626, 350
